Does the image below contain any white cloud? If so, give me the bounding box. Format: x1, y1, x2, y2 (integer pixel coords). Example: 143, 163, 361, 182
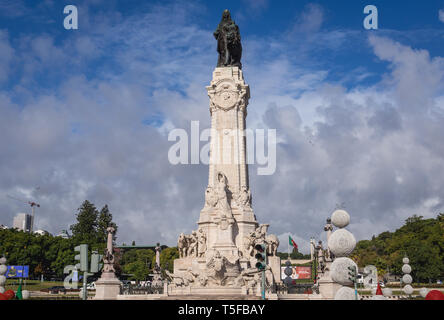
1, 4, 444, 254
0, 30, 14, 83
439, 9, 444, 23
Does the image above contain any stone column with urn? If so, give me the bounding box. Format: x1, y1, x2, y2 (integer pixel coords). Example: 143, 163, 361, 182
151, 243, 163, 288
94, 227, 122, 300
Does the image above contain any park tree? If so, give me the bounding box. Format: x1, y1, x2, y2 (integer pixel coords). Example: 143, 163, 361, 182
97, 204, 117, 244
352, 214, 444, 283
160, 247, 179, 274
70, 200, 99, 245
121, 249, 155, 281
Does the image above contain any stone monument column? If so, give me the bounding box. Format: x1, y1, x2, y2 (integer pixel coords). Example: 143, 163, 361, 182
171, 10, 281, 294
94, 227, 122, 300
199, 65, 255, 259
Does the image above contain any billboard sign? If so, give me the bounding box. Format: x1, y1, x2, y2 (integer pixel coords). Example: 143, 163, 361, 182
5, 266, 29, 278
281, 266, 312, 280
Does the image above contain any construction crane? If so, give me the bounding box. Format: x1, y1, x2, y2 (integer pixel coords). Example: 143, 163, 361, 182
7, 194, 40, 233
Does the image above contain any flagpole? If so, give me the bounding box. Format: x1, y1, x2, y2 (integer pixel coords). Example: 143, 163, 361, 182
287, 235, 290, 260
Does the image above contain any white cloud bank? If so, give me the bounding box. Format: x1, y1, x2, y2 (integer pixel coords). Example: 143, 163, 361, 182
1, 3, 444, 253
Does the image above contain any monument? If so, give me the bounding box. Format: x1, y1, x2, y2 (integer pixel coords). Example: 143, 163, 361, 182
151, 243, 164, 288
94, 227, 122, 300
168, 10, 280, 296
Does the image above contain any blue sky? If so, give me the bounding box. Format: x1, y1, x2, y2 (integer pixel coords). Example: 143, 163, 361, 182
1, 0, 444, 252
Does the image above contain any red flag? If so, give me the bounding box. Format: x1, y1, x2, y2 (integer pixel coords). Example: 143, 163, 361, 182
289, 236, 298, 249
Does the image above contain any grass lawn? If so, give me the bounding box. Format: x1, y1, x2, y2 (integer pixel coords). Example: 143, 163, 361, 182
5, 279, 65, 291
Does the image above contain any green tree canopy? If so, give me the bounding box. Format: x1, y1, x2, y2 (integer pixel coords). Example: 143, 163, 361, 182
351, 213, 444, 283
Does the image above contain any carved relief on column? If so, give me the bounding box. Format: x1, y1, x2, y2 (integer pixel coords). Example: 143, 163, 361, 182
207, 81, 248, 114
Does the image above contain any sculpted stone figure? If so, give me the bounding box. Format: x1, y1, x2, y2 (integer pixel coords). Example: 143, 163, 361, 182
205, 250, 241, 286
214, 9, 242, 68
206, 251, 227, 286
316, 241, 326, 273
242, 232, 256, 257
255, 224, 268, 241
197, 228, 207, 257
187, 231, 198, 257
178, 233, 188, 258
242, 224, 268, 257
165, 270, 186, 287
265, 234, 279, 256
236, 185, 251, 209
215, 172, 233, 218
204, 186, 218, 208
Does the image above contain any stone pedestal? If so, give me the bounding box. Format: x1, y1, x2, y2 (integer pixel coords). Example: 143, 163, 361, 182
94, 226, 121, 300
94, 273, 122, 300
318, 263, 341, 299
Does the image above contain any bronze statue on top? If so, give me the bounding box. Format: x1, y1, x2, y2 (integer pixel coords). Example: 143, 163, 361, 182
214, 9, 242, 69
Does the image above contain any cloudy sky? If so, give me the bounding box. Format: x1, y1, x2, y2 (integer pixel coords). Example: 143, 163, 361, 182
1, 0, 444, 253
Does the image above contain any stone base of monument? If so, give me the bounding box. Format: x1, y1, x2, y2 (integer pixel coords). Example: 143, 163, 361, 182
318, 276, 342, 299
168, 286, 247, 296
94, 274, 122, 300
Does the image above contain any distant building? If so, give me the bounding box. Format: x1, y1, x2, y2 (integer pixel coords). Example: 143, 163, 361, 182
34, 229, 51, 236
56, 229, 71, 239
0, 224, 8, 230
12, 213, 33, 232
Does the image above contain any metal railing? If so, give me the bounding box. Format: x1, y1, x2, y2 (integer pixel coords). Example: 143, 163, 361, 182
271, 282, 319, 295
120, 283, 164, 295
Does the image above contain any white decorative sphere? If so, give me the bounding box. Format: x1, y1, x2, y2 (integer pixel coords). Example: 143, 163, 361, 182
331, 209, 350, 228
402, 264, 411, 274
328, 229, 356, 257
419, 287, 429, 298
403, 285, 414, 295
372, 295, 387, 300
22, 290, 30, 300
330, 257, 358, 286
402, 274, 412, 284
382, 288, 393, 296
334, 286, 358, 300
0, 275, 6, 286
402, 257, 409, 264
0, 287, 4, 294
0, 265, 7, 275
0, 257, 6, 265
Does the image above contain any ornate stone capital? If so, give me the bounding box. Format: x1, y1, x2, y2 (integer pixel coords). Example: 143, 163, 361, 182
207, 69, 250, 115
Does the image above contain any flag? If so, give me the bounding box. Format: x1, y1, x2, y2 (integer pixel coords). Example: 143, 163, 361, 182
16, 282, 23, 300
375, 282, 383, 295
289, 236, 298, 250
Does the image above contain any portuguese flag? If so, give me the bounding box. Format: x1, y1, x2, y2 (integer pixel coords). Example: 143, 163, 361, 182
289, 236, 298, 250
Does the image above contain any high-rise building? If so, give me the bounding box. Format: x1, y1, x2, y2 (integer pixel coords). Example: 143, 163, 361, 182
12, 213, 33, 232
